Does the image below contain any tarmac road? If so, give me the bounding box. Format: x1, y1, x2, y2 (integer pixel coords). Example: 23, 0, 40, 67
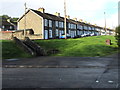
2, 53, 119, 89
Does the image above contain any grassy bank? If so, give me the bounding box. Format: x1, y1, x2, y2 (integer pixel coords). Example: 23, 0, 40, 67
2, 40, 31, 59
35, 35, 118, 57
2, 35, 118, 59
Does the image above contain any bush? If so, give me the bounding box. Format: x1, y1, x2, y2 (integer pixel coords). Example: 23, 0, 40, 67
115, 25, 120, 48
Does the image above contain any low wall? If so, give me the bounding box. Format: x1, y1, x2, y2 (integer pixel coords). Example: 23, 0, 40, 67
0, 31, 42, 40
0, 32, 13, 40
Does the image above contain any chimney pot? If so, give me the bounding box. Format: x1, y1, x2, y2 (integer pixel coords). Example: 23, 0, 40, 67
66, 15, 70, 19
38, 8, 45, 13
73, 18, 77, 21
54, 12, 60, 17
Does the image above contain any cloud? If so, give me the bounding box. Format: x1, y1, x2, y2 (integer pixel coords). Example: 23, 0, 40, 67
0, 0, 118, 28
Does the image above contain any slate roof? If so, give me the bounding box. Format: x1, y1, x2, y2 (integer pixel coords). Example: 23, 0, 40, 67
18, 9, 114, 31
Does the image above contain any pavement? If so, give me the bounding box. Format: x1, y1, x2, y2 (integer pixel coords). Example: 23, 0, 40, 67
2, 53, 119, 89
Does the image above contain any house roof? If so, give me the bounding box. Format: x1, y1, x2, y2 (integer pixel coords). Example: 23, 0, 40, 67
1, 20, 12, 26
18, 8, 113, 30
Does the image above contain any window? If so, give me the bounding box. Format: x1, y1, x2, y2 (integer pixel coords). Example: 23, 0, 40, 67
77, 30, 80, 35
2, 26, 5, 29
59, 22, 63, 28
92, 27, 94, 30
71, 24, 76, 29
61, 30, 64, 35
59, 30, 62, 38
95, 28, 97, 30
10, 26, 12, 29
44, 19, 48, 26
55, 21, 58, 27
49, 29, 52, 38
80, 31, 83, 35
77, 25, 83, 30
74, 31, 76, 36
44, 30, 48, 39
69, 30, 71, 35
49, 20, 52, 27
56, 29, 59, 36
84, 26, 88, 30
68, 23, 71, 29
71, 31, 74, 38
88, 27, 91, 30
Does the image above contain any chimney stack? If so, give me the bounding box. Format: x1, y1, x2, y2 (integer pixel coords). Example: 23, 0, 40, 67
38, 8, 45, 13
73, 18, 77, 21
79, 19, 83, 22
54, 12, 60, 17
66, 15, 70, 19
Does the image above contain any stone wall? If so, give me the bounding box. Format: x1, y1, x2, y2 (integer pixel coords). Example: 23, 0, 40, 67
0, 32, 13, 40
0, 31, 42, 40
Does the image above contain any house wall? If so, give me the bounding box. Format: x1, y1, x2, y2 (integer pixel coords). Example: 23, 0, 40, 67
18, 10, 43, 39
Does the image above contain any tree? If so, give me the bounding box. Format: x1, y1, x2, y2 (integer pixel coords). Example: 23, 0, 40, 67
0, 15, 11, 21
115, 25, 120, 48
0, 15, 19, 23
11, 17, 19, 22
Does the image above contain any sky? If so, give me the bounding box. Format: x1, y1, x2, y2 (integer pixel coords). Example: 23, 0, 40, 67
0, 0, 119, 29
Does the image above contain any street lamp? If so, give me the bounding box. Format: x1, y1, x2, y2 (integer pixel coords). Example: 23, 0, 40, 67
24, 3, 27, 38
64, 0, 67, 39
104, 12, 107, 35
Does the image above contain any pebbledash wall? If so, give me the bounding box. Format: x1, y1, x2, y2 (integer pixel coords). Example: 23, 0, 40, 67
1, 8, 115, 40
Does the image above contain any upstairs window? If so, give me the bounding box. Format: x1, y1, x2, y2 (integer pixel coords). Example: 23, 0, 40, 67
55, 21, 58, 27
59, 22, 64, 28
88, 27, 91, 30
49, 20, 52, 27
77, 24, 83, 29
44, 19, 48, 26
71, 24, 76, 29
84, 26, 88, 30
92, 27, 94, 30
68, 23, 71, 29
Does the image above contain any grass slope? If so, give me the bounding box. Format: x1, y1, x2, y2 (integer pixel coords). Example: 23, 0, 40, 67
2, 40, 31, 59
2, 36, 118, 59
35, 36, 118, 57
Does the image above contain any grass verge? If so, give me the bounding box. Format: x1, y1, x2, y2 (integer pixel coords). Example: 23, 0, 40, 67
35, 35, 118, 57
2, 35, 118, 59
2, 40, 31, 59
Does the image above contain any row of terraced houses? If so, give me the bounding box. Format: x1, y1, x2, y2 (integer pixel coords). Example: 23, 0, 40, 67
5, 8, 115, 40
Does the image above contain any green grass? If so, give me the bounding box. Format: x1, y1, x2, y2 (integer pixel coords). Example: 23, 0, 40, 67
2, 40, 31, 59
1, 35, 118, 59
35, 35, 118, 57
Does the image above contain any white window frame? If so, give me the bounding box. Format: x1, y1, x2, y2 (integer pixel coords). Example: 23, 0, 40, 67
55, 21, 58, 27
49, 29, 52, 38
49, 20, 52, 27
56, 29, 59, 36
44, 19, 48, 26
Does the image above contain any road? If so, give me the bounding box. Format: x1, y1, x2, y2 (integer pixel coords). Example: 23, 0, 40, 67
2, 53, 119, 89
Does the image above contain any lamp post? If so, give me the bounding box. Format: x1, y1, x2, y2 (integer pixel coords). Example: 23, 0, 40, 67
24, 3, 27, 37
104, 12, 107, 35
64, 0, 67, 39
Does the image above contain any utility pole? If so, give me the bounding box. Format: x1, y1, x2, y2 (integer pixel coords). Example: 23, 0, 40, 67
24, 3, 27, 37
64, 0, 67, 39
104, 12, 107, 35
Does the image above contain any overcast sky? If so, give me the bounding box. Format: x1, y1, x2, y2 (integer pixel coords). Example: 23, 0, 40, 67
0, 0, 119, 29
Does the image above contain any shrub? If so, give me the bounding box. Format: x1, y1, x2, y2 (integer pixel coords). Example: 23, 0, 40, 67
115, 25, 120, 48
